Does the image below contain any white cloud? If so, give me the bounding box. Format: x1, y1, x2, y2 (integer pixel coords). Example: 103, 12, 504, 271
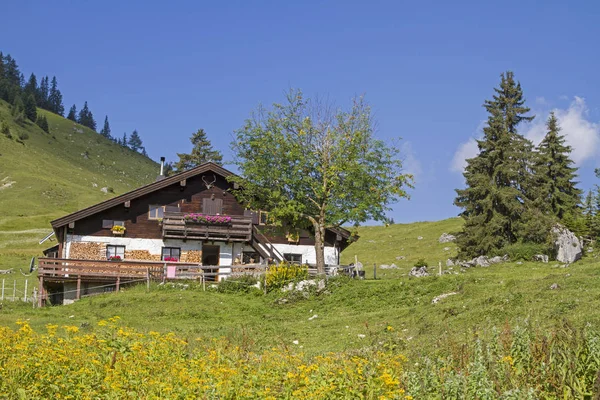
401, 141, 422, 179
451, 97, 600, 173
523, 96, 600, 165
535, 96, 549, 106
450, 138, 478, 173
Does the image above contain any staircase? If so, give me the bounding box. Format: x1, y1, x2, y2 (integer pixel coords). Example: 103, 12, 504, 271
251, 226, 285, 263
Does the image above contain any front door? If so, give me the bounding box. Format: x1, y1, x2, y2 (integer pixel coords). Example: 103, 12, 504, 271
202, 244, 220, 281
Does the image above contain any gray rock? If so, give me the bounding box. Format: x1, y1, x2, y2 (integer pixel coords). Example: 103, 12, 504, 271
417, 236, 424, 240
380, 264, 399, 269
473, 256, 490, 267
533, 254, 549, 263
443, 247, 450, 251
438, 233, 456, 243
432, 292, 459, 304
409, 266, 429, 277
395, 256, 406, 261
446, 259, 455, 267
552, 225, 582, 263
100, 187, 109, 194
550, 283, 560, 290
489, 256, 504, 264
516, 261, 523, 265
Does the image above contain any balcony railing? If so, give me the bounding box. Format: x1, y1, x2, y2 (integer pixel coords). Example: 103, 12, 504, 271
162, 212, 252, 242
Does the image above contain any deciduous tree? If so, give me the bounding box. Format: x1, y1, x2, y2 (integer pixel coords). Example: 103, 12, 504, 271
231, 89, 413, 274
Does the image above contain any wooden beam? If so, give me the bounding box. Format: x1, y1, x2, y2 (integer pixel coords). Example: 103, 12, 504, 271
38, 276, 44, 308
115, 276, 120, 293
76, 277, 81, 300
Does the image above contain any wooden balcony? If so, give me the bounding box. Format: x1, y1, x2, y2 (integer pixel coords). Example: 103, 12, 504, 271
161, 212, 252, 242
38, 258, 165, 281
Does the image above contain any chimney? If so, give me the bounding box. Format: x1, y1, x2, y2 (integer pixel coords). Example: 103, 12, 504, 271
156, 157, 166, 181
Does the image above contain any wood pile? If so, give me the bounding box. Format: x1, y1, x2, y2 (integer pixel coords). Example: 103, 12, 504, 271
125, 250, 160, 261
70, 242, 103, 260
181, 250, 202, 263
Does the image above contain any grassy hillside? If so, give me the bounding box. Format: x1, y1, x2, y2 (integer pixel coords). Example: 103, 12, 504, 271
0, 100, 158, 274
2, 215, 599, 358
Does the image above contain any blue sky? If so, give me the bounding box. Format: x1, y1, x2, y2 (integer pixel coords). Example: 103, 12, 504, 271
3, 1, 600, 223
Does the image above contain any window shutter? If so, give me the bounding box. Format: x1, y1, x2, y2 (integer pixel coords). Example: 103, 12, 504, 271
202, 198, 223, 215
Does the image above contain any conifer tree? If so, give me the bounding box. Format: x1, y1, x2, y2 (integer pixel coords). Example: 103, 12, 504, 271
121, 132, 128, 147
532, 112, 582, 221
11, 95, 26, 124
67, 104, 77, 121
36, 114, 49, 133
23, 93, 37, 121
48, 77, 64, 116
99, 115, 111, 138
24, 73, 38, 100
454, 72, 540, 257
128, 129, 143, 152
78, 101, 96, 131
582, 190, 596, 237
38, 76, 49, 109
175, 129, 223, 171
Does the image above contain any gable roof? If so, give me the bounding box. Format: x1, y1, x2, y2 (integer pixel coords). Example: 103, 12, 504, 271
51, 162, 234, 229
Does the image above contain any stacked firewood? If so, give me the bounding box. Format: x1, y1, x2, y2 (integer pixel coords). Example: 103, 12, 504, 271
125, 250, 161, 261
181, 250, 202, 263
70, 242, 103, 260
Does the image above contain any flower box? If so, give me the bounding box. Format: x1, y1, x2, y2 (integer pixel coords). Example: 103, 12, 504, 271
111, 225, 126, 235
109, 256, 122, 262
163, 257, 179, 262
183, 213, 232, 225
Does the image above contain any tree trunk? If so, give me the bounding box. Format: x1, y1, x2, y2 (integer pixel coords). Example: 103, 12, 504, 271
314, 222, 326, 275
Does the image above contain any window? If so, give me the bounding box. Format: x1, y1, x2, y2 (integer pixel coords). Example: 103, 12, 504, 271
284, 253, 302, 264
259, 211, 269, 225
102, 220, 113, 229
113, 220, 125, 227
148, 205, 164, 220
106, 245, 125, 260
162, 247, 181, 261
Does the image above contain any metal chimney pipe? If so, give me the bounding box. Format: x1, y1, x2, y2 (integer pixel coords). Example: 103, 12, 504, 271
160, 157, 165, 176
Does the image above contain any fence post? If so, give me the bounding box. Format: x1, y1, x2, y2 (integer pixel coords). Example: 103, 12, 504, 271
202, 274, 206, 291
373, 263, 377, 280
146, 268, 150, 292
1, 279, 4, 300
24, 280, 28, 302
76, 277, 81, 300
13, 280, 16, 302
264, 265, 268, 295
33, 288, 37, 308
115, 276, 120, 293
438, 261, 442, 277
38, 276, 44, 308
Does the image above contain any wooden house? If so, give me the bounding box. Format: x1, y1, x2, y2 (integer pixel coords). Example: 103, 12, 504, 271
38, 162, 352, 305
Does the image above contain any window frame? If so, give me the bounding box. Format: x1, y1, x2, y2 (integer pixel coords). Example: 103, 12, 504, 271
148, 205, 165, 220
106, 245, 126, 260
283, 253, 302, 264
161, 247, 181, 261
259, 211, 269, 225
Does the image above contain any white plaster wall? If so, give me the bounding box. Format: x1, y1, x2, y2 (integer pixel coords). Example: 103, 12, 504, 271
67, 235, 235, 266
271, 244, 339, 265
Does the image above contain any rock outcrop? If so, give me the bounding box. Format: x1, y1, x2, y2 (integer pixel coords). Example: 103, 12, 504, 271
438, 233, 456, 243
552, 225, 582, 263
409, 266, 429, 277
532, 254, 549, 263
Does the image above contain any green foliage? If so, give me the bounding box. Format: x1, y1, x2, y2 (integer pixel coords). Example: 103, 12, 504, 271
47, 76, 64, 116
23, 93, 37, 121
127, 129, 143, 153
11, 95, 25, 124
77, 101, 96, 131
99, 115, 111, 138
265, 262, 308, 291
35, 114, 49, 133
18, 132, 29, 141
66, 104, 77, 121
1, 120, 11, 139
494, 242, 552, 261
217, 275, 260, 294
455, 72, 546, 258
231, 89, 413, 273
175, 128, 223, 171
414, 258, 428, 268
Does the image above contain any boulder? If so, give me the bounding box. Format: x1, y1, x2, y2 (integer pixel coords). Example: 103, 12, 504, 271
532, 254, 549, 263
417, 236, 424, 240
438, 233, 456, 243
550, 283, 560, 290
552, 225, 582, 263
446, 259, 455, 267
472, 256, 490, 267
409, 266, 429, 277
380, 264, 398, 269
395, 256, 406, 261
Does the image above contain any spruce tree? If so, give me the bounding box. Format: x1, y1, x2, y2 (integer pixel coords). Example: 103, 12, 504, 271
121, 133, 128, 147
38, 76, 49, 109
23, 93, 37, 121
67, 104, 77, 121
175, 128, 223, 171
99, 116, 111, 138
11, 95, 26, 124
78, 101, 96, 131
24, 73, 38, 100
36, 114, 49, 133
532, 112, 582, 221
454, 72, 540, 257
48, 77, 64, 116
128, 129, 143, 152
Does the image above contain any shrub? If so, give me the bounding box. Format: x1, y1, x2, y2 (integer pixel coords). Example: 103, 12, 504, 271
414, 258, 428, 268
217, 274, 260, 294
266, 262, 308, 291
1, 122, 11, 139
18, 132, 29, 141
107, 187, 115, 193
494, 242, 552, 261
